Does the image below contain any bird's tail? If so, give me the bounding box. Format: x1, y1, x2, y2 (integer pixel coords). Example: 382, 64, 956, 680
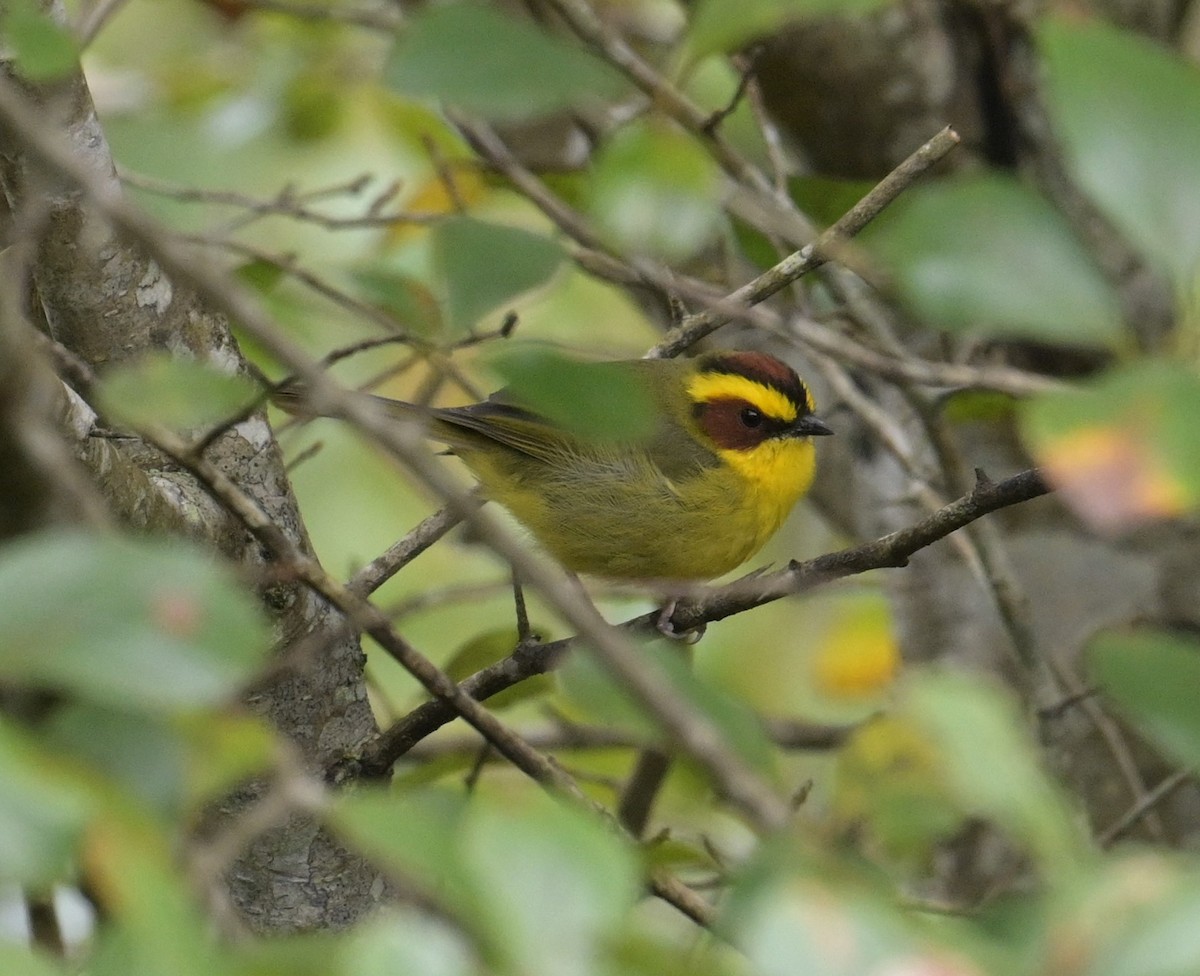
271, 382, 423, 423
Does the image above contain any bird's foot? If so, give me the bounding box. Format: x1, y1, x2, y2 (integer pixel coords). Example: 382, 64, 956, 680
655, 599, 706, 644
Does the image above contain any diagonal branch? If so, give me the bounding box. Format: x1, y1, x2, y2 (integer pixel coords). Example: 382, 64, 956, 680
360, 469, 1052, 776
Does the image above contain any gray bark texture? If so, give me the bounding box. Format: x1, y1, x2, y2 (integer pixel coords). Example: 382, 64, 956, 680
0, 69, 382, 932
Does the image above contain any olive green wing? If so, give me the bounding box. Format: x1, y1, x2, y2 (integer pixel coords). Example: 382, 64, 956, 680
426, 400, 575, 463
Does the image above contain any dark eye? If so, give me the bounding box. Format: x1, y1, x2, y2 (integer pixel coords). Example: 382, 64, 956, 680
740, 407, 763, 428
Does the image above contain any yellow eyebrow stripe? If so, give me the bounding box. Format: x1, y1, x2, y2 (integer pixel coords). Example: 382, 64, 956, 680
686, 371, 800, 423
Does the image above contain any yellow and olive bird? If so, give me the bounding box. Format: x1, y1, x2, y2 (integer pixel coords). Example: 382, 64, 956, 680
281, 350, 831, 582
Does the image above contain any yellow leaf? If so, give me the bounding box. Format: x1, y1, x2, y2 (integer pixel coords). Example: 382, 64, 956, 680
1041, 425, 1187, 532
812, 601, 900, 699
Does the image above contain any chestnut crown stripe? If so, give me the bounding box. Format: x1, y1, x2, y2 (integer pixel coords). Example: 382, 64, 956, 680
700, 351, 813, 415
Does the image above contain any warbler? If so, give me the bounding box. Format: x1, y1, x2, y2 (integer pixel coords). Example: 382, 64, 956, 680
279, 350, 831, 582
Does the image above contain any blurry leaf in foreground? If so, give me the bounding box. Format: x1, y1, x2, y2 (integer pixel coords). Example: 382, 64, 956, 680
2, 0, 78, 82
724, 861, 983, 976
97, 352, 260, 431
811, 596, 900, 699
84, 817, 223, 976
343, 910, 477, 976
330, 788, 475, 916
1050, 855, 1200, 976
386, 2, 627, 121
559, 639, 777, 777
833, 715, 959, 864
905, 671, 1088, 876
332, 788, 639, 976
45, 705, 185, 815
0, 719, 96, 886
431, 217, 563, 333
484, 344, 658, 444
1087, 629, 1200, 770
0, 530, 269, 712
177, 710, 278, 805
1021, 362, 1200, 533
0, 943, 67, 976
588, 120, 723, 262
864, 174, 1122, 345
463, 792, 639, 976
1041, 16, 1200, 290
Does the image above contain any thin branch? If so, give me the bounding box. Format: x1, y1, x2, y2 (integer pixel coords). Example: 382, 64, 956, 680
120, 170, 425, 230
400, 719, 851, 762
1099, 769, 1193, 847
649, 126, 961, 358
348, 504, 463, 597
792, 315, 1064, 397
684, 468, 1050, 626
540, 0, 806, 220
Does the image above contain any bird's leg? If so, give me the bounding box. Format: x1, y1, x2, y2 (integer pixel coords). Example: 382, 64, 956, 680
510, 571, 538, 647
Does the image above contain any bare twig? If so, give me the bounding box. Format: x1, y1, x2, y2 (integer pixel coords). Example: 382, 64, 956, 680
348, 504, 463, 596
121, 170, 426, 231
1099, 770, 1192, 846
649, 127, 961, 358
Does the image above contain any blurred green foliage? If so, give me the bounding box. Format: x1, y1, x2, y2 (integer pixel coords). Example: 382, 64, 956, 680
6, 0, 1200, 972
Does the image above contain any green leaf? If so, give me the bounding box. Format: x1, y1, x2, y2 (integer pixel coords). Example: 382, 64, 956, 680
86, 817, 224, 976
177, 711, 277, 805
723, 856, 927, 976
44, 706, 273, 817
1087, 629, 1200, 770
352, 266, 443, 335
97, 353, 261, 431
687, 0, 891, 62
904, 671, 1088, 876
228, 934, 344, 976
281, 68, 344, 143
1055, 858, 1200, 976
833, 715, 960, 863
444, 629, 552, 711
559, 641, 777, 777
45, 705, 185, 814
484, 345, 658, 443
1020, 362, 1200, 531
0, 530, 270, 712
235, 258, 287, 293
789, 175, 876, 227
386, 2, 627, 121
0, 943, 70, 976
431, 217, 563, 332
341, 911, 477, 976
588, 121, 723, 261
330, 788, 477, 917
462, 793, 638, 976
1040, 16, 1200, 290
333, 788, 637, 976
0, 719, 95, 886
864, 174, 1123, 345
3, 0, 78, 82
